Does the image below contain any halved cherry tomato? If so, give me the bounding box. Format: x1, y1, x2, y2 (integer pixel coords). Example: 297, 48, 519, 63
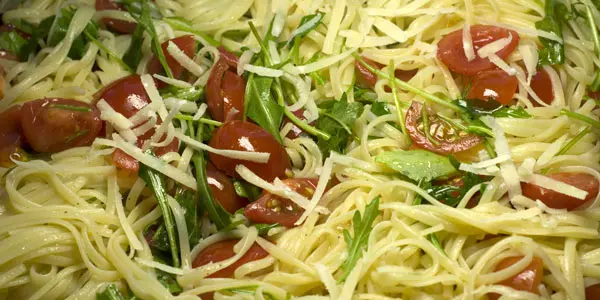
191, 239, 269, 278
437, 25, 519, 76
20, 98, 102, 153
245, 178, 319, 227
147, 35, 196, 86
209, 121, 291, 182
206, 55, 245, 122
0, 50, 18, 61
467, 69, 518, 105
489, 256, 543, 300
521, 172, 599, 211
206, 162, 248, 213
281, 109, 313, 139
529, 68, 554, 106
96, 75, 179, 173
0, 105, 27, 167
355, 56, 417, 89
405, 101, 483, 154
586, 283, 600, 299
218, 46, 239, 68
95, 0, 137, 34
0, 24, 30, 61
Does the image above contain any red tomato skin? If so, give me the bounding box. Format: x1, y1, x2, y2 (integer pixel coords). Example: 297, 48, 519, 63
147, 35, 196, 86
467, 69, 518, 105
529, 68, 554, 106
206, 59, 229, 122
355, 57, 417, 90
218, 47, 239, 68
206, 163, 248, 213
191, 239, 269, 278
521, 172, 599, 211
281, 109, 311, 139
95, 0, 137, 34
209, 121, 291, 182
586, 283, 600, 299
0, 106, 26, 167
489, 256, 543, 300
405, 101, 482, 154
97, 75, 179, 173
245, 178, 319, 227
20, 98, 102, 153
206, 58, 246, 122
437, 25, 519, 76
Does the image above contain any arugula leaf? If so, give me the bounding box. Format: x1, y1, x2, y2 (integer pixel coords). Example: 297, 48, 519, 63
491, 106, 531, 119
375, 149, 458, 182
152, 255, 184, 294
370, 102, 391, 116
286, 12, 323, 47
536, 0, 565, 65
454, 98, 530, 119
255, 223, 281, 236
354, 86, 378, 103
426, 172, 488, 207
138, 152, 180, 267
115, 0, 161, 19
126, 0, 173, 77
232, 179, 261, 202
161, 86, 205, 102
427, 233, 446, 255
47, 7, 99, 60
316, 99, 364, 156
0, 31, 27, 57
96, 284, 126, 300
15, 17, 54, 61
339, 196, 380, 283
245, 74, 284, 143
123, 25, 145, 71
175, 187, 200, 246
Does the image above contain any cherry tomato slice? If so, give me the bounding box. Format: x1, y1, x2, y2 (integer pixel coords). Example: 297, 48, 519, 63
218, 46, 239, 68
0, 105, 27, 167
529, 68, 554, 106
489, 256, 543, 300
95, 0, 137, 34
209, 121, 291, 182
207, 162, 248, 213
467, 69, 518, 105
437, 25, 519, 76
281, 109, 312, 139
245, 178, 318, 227
405, 101, 483, 154
521, 172, 599, 211
20, 98, 102, 153
147, 35, 196, 86
191, 239, 269, 278
586, 283, 600, 299
206, 58, 245, 122
96, 75, 179, 173
355, 57, 417, 89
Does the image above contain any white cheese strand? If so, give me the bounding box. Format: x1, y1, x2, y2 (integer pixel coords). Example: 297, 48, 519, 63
522, 174, 588, 201
244, 64, 284, 77
173, 131, 270, 163
237, 50, 254, 76
192, 103, 208, 121
166, 41, 205, 77
462, 23, 476, 61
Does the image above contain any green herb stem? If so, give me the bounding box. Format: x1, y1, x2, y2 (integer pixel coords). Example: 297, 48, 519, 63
174, 114, 223, 126
556, 126, 591, 155
388, 60, 408, 136
560, 109, 600, 129
284, 108, 331, 140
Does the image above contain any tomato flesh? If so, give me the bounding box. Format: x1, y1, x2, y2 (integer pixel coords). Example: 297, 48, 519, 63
207, 162, 248, 213
147, 35, 196, 87
467, 69, 518, 105
405, 101, 483, 154
20, 98, 102, 153
191, 239, 269, 278
437, 25, 519, 76
245, 178, 319, 227
586, 283, 600, 299
96, 75, 179, 173
489, 256, 543, 300
95, 0, 137, 34
206, 53, 245, 123
0, 106, 26, 167
218, 46, 239, 68
521, 172, 599, 211
355, 56, 417, 89
209, 121, 291, 182
529, 68, 554, 106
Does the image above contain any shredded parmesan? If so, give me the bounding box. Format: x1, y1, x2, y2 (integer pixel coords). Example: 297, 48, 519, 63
173, 131, 270, 163
244, 64, 284, 77
523, 174, 588, 200
166, 41, 205, 77
462, 23, 476, 61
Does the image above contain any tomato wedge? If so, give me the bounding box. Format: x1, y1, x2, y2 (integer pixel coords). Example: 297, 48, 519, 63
207, 162, 248, 213
529, 68, 554, 106
245, 178, 319, 227
218, 46, 239, 68
95, 0, 137, 34
209, 120, 291, 182
355, 56, 417, 89
586, 283, 600, 299
467, 69, 518, 105
489, 256, 543, 300
191, 239, 269, 277
521, 172, 599, 211
206, 52, 245, 122
0, 105, 27, 167
96, 75, 179, 173
437, 25, 519, 76
21, 98, 102, 153
147, 35, 196, 87
405, 102, 483, 154
281, 109, 313, 139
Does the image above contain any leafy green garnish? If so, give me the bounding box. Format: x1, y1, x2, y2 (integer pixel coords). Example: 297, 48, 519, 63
560, 109, 600, 129
427, 233, 447, 255
425, 172, 489, 207
153, 255, 184, 294
163, 17, 220, 47
316, 99, 364, 156
557, 126, 590, 156
286, 12, 323, 47
354, 86, 378, 103
161, 86, 205, 102
138, 152, 180, 267
491, 106, 532, 119
375, 149, 458, 182
339, 196, 380, 283
233, 179, 261, 202
96, 284, 127, 300
46, 7, 99, 60
0, 31, 28, 58
123, 25, 145, 71
245, 74, 284, 144
255, 223, 281, 236
370, 101, 391, 116
175, 187, 200, 246
536, 0, 565, 65
115, 0, 161, 19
